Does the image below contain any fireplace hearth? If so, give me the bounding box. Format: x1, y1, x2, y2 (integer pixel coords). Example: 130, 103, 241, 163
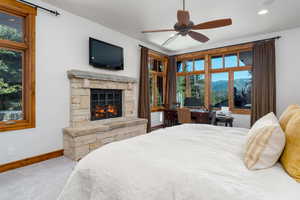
91, 89, 122, 121
64, 70, 147, 160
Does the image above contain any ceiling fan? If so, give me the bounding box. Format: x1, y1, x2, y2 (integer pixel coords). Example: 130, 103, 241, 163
141, 0, 232, 46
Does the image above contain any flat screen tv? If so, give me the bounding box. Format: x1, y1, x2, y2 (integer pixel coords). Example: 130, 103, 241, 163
89, 38, 124, 70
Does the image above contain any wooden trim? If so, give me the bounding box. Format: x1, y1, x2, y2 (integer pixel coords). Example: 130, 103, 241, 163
204, 55, 210, 109
228, 71, 234, 109
151, 107, 165, 112
0, 1, 36, 132
149, 51, 167, 110
0, 0, 37, 16
175, 44, 253, 114
176, 71, 205, 76
0, 40, 27, 50
176, 43, 253, 61
0, 150, 63, 173
231, 109, 251, 115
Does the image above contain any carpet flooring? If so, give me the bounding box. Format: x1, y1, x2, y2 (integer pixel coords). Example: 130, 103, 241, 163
0, 157, 76, 200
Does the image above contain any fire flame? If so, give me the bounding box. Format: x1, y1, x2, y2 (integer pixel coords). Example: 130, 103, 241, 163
95, 105, 118, 118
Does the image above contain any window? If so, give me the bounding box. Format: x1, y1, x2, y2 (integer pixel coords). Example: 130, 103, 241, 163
0, 1, 36, 131
176, 45, 253, 114
239, 51, 253, 66
148, 51, 167, 111
234, 70, 252, 109
176, 76, 186, 106
211, 55, 223, 69
194, 59, 204, 71
211, 72, 229, 107
189, 74, 205, 106
224, 53, 238, 68
176, 58, 205, 108
209, 50, 253, 113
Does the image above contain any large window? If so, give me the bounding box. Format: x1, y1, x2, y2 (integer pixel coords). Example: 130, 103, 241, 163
211, 72, 229, 107
148, 51, 167, 111
176, 58, 205, 108
234, 70, 252, 109
0, 1, 36, 131
176, 46, 253, 114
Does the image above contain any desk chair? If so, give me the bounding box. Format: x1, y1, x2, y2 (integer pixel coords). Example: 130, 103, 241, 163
177, 108, 192, 124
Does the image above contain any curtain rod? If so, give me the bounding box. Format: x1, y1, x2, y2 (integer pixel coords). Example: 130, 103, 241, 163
174, 36, 281, 56
17, 0, 60, 16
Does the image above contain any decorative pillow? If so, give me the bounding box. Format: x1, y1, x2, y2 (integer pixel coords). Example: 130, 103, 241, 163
279, 104, 300, 131
280, 112, 300, 182
244, 112, 286, 170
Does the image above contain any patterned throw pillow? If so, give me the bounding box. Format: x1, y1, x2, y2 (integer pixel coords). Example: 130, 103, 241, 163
244, 112, 286, 170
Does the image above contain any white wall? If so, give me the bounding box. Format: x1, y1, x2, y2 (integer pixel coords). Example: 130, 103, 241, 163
0, 2, 164, 165
151, 112, 164, 127
275, 28, 300, 115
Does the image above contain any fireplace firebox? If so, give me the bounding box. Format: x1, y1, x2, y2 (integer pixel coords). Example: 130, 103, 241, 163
90, 89, 122, 121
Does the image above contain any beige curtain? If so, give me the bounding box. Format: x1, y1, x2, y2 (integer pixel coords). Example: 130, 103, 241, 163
138, 47, 151, 132
251, 40, 276, 125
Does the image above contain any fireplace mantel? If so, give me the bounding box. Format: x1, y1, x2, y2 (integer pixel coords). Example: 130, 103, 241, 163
67, 70, 137, 83
64, 70, 147, 160
67, 70, 138, 127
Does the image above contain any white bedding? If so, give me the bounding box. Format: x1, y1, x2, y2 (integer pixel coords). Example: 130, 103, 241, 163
58, 124, 300, 200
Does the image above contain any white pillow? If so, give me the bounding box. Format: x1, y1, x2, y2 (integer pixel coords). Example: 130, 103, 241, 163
244, 112, 286, 170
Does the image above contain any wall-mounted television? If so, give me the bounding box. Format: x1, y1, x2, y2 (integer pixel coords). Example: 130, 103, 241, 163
89, 38, 124, 70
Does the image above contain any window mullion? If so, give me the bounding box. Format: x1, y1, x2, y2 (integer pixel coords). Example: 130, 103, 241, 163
204, 55, 210, 109
228, 71, 234, 110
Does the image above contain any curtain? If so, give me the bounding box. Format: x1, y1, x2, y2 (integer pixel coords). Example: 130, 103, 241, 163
251, 39, 276, 125
166, 56, 177, 109
138, 47, 151, 132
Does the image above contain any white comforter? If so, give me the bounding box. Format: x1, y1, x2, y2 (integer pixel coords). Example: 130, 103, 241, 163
58, 124, 300, 200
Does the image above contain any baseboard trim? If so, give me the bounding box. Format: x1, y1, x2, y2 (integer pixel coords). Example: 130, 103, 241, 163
0, 149, 64, 173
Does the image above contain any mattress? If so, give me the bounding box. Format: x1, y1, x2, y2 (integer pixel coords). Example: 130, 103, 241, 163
58, 124, 300, 200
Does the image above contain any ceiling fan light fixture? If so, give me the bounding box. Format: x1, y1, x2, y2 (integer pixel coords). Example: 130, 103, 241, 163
141, 0, 232, 46
258, 9, 269, 15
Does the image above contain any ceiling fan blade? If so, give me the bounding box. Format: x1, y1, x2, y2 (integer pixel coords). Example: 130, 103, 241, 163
188, 31, 209, 43
177, 10, 190, 25
162, 33, 180, 46
192, 18, 232, 30
141, 29, 175, 33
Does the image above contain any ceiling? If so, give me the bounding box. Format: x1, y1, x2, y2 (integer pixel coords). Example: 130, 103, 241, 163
43, 0, 300, 53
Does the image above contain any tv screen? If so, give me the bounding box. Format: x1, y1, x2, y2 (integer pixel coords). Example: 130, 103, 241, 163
89, 38, 124, 70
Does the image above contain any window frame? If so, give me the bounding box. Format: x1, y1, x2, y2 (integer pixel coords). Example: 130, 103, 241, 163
176, 44, 253, 114
0, 0, 36, 132
176, 57, 206, 108
148, 51, 167, 112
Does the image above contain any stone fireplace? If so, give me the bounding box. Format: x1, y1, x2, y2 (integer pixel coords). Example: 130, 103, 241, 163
63, 70, 147, 160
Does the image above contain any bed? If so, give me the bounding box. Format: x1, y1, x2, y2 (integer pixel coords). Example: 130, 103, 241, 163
58, 124, 300, 200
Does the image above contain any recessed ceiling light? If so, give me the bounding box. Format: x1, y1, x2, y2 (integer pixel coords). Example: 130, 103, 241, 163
258, 9, 269, 15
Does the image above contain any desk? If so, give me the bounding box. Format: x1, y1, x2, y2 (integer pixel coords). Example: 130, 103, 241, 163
164, 109, 210, 127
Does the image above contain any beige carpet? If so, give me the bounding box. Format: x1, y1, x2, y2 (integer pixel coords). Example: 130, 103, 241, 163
0, 157, 76, 200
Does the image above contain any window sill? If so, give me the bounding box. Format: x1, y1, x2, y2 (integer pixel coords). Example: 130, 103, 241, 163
151, 107, 165, 112
0, 121, 35, 132
212, 108, 251, 115
231, 109, 251, 115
